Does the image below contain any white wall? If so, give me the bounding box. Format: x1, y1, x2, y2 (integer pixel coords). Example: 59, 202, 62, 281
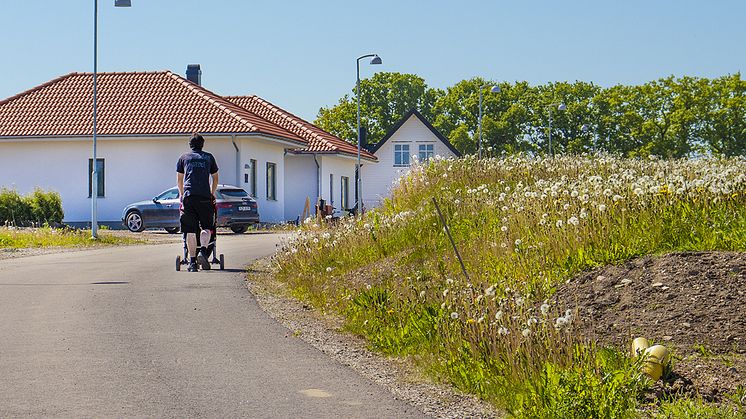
235, 136, 288, 223
319, 155, 357, 216
363, 115, 457, 208
0, 134, 291, 224
283, 154, 318, 222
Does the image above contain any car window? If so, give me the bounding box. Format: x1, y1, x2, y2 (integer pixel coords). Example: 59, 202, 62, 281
157, 188, 179, 200
218, 188, 249, 198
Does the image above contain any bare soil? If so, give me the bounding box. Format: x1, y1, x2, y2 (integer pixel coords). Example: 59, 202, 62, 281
551, 251, 746, 402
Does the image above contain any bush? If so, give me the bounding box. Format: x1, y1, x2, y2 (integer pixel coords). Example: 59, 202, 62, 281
27, 188, 64, 225
0, 187, 64, 226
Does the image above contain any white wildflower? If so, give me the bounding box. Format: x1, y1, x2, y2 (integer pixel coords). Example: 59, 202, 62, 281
450, 312, 459, 320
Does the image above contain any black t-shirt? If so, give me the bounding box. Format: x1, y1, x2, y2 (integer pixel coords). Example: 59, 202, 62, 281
176, 150, 219, 198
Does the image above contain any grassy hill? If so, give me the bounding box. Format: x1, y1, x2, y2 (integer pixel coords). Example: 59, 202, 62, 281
273, 154, 745, 418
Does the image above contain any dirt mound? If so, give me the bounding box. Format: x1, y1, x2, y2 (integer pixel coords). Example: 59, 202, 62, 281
552, 251, 746, 401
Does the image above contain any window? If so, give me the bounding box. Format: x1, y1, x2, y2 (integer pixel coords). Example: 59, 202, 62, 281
341, 176, 349, 210
266, 162, 276, 200
88, 158, 105, 198
248, 159, 257, 197
156, 188, 179, 201
419, 144, 434, 162
217, 188, 249, 199
329, 174, 334, 204
394, 144, 410, 166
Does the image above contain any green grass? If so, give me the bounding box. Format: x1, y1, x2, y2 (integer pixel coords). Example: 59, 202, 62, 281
654, 395, 744, 419
0, 227, 140, 248
272, 154, 746, 418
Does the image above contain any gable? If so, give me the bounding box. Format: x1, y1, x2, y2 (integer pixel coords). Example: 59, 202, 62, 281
369, 109, 461, 157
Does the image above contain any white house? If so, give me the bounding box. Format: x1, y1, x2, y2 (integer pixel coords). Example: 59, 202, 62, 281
362, 109, 460, 208
0, 67, 376, 226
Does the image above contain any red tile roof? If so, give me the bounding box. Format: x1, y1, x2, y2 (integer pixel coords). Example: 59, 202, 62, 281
0, 71, 304, 142
226, 95, 376, 160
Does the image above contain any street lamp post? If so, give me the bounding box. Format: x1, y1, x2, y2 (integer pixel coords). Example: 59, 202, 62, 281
547, 102, 566, 157
92, 0, 131, 239
478, 84, 501, 159
355, 53, 382, 215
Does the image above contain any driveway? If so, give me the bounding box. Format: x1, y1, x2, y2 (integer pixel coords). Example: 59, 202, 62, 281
0, 233, 425, 418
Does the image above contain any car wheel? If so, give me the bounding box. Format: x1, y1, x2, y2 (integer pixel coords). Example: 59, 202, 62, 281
125, 211, 145, 232
165, 227, 180, 234
230, 225, 248, 234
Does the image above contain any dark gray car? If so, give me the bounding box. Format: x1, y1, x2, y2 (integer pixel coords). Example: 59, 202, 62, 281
121, 185, 259, 233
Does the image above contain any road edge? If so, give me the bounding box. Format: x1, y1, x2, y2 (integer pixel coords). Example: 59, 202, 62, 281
244, 257, 502, 419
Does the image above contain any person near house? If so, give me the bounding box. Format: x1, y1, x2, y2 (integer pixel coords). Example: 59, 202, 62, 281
177, 133, 219, 272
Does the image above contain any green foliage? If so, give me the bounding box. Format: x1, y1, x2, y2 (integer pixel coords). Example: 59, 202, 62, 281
314, 72, 443, 145
26, 188, 64, 225
0, 187, 64, 226
0, 188, 30, 225
316, 72, 746, 157
654, 396, 743, 419
511, 348, 648, 418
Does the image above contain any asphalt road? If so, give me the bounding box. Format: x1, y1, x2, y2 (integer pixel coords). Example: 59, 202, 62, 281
0, 233, 425, 418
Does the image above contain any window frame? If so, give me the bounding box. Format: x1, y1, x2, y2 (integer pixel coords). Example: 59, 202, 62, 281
394, 144, 410, 167
266, 162, 276, 201
341, 176, 349, 210
249, 159, 257, 197
88, 158, 105, 198
419, 143, 435, 162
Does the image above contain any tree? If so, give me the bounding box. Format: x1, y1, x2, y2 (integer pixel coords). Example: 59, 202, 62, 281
699, 74, 746, 156
314, 72, 442, 146
430, 78, 537, 155
528, 81, 601, 155
315, 72, 745, 158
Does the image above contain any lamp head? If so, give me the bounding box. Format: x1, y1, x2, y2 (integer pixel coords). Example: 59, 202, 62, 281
490, 85, 501, 93
370, 55, 382, 65
114, 0, 131, 6
558, 103, 567, 111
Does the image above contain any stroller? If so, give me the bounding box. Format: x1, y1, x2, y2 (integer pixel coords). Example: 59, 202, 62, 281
175, 201, 225, 271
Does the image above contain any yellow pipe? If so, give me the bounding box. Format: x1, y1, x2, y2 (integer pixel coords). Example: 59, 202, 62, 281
641, 345, 669, 381
631, 337, 650, 357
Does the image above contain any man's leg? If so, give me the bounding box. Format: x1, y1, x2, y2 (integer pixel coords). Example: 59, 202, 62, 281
200, 229, 211, 255
180, 197, 200, 272
186, 233, 198, 258
195, 198, 216, 270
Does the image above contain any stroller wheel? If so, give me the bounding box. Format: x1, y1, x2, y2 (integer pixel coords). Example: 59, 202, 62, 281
219, 254, 225, 270
176, 255, 181, 271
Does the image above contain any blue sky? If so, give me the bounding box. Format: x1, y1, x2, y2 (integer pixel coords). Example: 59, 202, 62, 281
1, 1, 744, 121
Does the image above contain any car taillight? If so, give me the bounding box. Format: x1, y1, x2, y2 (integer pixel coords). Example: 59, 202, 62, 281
216, 202, 232, 209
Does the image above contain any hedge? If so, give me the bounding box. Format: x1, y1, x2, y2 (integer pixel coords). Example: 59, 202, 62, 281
0, 188, 64, 226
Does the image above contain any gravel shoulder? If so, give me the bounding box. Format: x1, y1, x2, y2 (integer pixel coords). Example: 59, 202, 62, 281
245, 258, 501, 419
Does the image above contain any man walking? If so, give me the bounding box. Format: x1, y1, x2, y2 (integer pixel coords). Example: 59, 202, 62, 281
177, 133, 219, 272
